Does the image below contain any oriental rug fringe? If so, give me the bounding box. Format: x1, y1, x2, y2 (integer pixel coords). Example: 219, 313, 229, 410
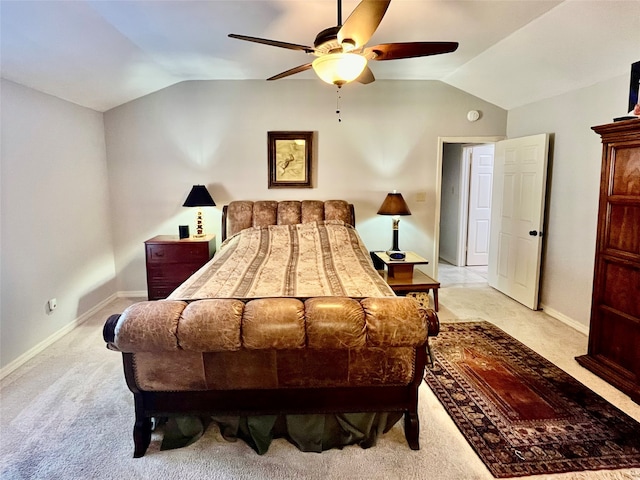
423, 321, 640, 478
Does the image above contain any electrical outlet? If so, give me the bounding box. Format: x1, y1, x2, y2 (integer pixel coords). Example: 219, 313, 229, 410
48, 298, 57, 312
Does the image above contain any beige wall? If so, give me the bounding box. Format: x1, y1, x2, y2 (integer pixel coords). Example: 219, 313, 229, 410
1, 79, 116, 370
104, 79, 508, 292
4, 73, 623, 370
507, 74, 629, 329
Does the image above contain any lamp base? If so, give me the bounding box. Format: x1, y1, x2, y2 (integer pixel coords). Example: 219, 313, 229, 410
386, 250, 406, 260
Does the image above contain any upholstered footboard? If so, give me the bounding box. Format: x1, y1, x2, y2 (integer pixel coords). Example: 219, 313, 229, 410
104, 296, 439, 457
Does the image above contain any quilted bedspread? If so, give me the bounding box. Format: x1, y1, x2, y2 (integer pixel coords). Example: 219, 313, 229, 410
168, 221, 395, 300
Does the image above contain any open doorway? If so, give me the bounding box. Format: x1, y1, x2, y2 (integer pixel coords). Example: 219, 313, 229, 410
434, 134, 550, 310
438, 142, 495, 266
433, 136, 504, 279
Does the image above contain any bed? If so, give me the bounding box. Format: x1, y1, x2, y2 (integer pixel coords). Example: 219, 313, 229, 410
103, 200, 439, 456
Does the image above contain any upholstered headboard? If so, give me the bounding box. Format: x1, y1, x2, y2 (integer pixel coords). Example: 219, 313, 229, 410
221, 200, 355, 241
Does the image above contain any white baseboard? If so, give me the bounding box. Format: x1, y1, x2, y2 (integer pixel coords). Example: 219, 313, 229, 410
117, 290, 147, 299
539, 303, 589, 336
0, 290, 149, 380
0, 292, 122, 380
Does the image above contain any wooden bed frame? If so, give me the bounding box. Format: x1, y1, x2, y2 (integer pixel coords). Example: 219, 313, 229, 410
122, 348, 427, 457
107, 200, 435, 457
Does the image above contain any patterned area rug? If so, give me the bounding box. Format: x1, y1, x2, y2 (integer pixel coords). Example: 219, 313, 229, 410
423, 321, 640, 478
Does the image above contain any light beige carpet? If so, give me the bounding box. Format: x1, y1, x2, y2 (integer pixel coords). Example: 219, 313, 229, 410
1, 287, 639, 480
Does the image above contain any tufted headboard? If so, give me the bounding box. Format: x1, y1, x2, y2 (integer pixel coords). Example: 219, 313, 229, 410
221, 200, 355, 242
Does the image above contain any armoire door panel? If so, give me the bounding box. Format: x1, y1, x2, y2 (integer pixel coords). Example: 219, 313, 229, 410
611, 146, 640, 196
601, 261, 640, 318
606, 205, 640, 255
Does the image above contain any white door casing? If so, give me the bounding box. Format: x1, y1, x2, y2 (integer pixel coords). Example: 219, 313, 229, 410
488, 134, 549, 310
466, 144, 495, 266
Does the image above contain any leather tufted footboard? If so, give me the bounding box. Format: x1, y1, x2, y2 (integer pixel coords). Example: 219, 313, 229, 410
104, 296, 439, 457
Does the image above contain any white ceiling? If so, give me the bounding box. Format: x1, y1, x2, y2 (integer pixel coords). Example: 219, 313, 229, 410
1, 0, 638, 112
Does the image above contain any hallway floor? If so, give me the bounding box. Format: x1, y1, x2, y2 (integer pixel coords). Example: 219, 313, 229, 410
437, 262, 488, 288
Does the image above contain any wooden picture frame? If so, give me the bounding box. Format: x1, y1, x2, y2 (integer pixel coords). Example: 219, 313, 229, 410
268, 131, 313, 188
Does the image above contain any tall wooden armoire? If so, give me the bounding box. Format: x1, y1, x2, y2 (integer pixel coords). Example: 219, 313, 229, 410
576, 118, 640, 403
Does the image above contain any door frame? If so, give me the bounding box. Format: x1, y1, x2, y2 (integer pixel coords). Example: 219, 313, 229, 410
434, 136, 505, 279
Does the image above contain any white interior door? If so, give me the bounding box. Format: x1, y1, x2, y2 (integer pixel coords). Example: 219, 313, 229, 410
466, 144, 494, 266
488, 134, 549, 310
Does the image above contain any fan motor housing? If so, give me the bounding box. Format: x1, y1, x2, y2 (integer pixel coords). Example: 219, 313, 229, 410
314, 26, 344, 55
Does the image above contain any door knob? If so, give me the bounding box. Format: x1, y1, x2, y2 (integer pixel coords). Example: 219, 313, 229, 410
529, 230, 542, 237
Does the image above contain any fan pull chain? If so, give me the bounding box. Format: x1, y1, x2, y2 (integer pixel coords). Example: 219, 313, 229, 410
336, 86, 342, 123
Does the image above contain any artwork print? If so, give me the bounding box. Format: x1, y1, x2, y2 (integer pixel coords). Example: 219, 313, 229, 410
268, 131, 313, 188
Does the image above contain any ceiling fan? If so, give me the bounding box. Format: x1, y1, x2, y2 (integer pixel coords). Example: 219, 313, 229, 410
228, 0, 459, 86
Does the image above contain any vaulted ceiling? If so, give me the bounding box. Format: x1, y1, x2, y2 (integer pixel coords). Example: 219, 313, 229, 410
1, 0, 638, 112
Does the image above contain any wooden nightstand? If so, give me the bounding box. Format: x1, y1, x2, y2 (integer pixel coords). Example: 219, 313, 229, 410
145, 235, 216, 300
372, 251, 441, 311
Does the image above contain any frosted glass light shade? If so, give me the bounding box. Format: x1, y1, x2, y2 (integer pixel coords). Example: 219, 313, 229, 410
312, 53, 367, 86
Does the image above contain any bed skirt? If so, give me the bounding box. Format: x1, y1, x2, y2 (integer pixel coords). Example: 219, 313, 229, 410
160, 412, 403, 454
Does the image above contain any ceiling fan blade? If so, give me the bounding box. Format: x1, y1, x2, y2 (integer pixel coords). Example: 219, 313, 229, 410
366, 42, 459, 61
267, 63, 313, 81
338, 0, 391, 50
356, 66, 375, 84
228, 34, 314, 53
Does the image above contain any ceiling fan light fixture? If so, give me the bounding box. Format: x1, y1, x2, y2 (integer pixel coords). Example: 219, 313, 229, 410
312, 53, 367, 86
229, 0, 459, 85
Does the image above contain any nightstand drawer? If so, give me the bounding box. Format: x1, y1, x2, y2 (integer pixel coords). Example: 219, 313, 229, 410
146, 263, 203, 282
146, 243, 208, 264
148, 283, 180, 300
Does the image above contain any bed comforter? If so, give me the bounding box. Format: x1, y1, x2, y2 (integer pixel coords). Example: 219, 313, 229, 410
169, 220, 394, 300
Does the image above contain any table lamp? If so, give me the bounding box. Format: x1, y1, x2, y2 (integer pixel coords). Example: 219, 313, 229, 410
182, 185, 216, 237
377, 191, 411, 259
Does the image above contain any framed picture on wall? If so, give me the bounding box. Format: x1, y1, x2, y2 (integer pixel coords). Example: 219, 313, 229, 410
268, 131, 313, 188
